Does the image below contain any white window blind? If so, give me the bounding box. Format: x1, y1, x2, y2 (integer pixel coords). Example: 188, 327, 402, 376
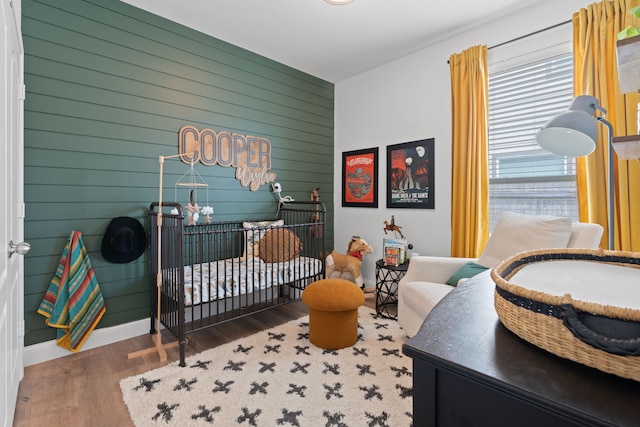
488, 52, 578, 231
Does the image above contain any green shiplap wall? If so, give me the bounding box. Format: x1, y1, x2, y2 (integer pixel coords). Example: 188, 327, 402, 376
22, 0, 334, 347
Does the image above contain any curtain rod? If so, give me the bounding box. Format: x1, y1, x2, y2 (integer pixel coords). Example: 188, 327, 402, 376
447, 19, 572, 64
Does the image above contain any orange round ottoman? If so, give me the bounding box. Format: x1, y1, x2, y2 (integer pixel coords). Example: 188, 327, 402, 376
301, 278, 365, 350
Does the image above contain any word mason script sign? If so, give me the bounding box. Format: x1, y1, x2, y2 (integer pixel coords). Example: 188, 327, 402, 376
178, 125, 277, 191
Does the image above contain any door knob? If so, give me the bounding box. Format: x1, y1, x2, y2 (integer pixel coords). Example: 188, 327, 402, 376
8, 241, 30, 258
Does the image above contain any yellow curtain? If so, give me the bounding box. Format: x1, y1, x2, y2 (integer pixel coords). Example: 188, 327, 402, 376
449, 45, 489, 257
573, 0, 640, 251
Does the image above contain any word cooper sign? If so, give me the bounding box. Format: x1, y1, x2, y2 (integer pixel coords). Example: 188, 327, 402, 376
178, 125, 277, 191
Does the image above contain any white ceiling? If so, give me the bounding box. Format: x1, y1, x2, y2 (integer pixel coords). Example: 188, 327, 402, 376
121, 0, 545, 83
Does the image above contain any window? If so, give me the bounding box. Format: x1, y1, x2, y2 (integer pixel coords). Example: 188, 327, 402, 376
488, 52, 578, 231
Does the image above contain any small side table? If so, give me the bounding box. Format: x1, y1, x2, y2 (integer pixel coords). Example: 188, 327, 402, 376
374, 259, 409, 319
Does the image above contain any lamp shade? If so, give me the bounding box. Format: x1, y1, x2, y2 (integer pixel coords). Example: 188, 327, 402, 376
535, 95, 601, 157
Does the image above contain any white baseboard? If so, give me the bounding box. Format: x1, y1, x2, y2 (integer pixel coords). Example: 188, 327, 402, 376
24, 279, 377, 367
24, 318, 150, 366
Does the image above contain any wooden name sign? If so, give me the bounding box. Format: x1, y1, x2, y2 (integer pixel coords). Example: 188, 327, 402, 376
178, 125, 277, 191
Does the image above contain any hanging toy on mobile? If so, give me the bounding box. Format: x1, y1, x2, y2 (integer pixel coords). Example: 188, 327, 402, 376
185, 190, 200, 225
200, 205, 214, 224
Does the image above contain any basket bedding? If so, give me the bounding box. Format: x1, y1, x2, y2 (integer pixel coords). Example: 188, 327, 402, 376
491, 249, 640, 382
506, 260, 640, 312
184, 256, 322, 306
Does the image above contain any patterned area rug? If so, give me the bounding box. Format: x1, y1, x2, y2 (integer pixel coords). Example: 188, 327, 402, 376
120, 308, 413, 426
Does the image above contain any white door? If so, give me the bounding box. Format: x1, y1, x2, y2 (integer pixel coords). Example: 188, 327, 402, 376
1, 0, 26, 426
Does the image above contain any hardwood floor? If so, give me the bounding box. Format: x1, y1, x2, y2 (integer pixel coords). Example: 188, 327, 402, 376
13, 293, 376, 427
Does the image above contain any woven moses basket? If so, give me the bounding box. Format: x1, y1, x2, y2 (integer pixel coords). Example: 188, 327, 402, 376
491, 248, 640, 382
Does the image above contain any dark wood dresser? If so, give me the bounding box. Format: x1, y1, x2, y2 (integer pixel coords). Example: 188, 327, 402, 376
402, 271, 640, 427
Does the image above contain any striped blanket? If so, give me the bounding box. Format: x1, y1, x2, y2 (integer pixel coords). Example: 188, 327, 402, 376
38, 231, 106, 352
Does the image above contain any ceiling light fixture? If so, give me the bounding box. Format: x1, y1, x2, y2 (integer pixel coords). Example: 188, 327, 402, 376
324, 0, 353, 5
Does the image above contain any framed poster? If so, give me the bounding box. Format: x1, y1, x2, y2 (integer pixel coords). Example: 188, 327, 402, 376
387, 138, 435, 209
342, 147, 378, 208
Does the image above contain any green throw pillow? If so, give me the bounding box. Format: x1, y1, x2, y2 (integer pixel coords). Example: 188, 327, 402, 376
445, 261, 488, 286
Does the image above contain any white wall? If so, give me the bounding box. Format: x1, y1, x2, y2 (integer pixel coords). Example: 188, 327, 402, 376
334, 0, 593, 287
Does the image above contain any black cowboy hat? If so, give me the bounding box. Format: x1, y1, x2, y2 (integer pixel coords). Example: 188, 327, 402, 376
101, 217, 146, 263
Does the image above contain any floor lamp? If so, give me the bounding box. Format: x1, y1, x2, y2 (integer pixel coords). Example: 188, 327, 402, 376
535, 95, 615, 250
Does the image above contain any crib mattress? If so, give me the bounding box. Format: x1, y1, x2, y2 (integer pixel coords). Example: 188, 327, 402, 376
183, 256, 322, 306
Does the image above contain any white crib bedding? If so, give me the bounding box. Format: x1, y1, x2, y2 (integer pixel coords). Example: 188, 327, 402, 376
183, 256, 322, 306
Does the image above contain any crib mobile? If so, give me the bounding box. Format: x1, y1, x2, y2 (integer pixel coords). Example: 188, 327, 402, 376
174, 160, 213, 225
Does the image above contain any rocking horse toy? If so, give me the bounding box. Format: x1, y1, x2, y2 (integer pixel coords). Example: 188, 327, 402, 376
325, 236, 373, 288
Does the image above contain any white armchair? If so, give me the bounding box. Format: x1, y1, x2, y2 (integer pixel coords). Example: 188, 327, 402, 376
398, 213, 604, 337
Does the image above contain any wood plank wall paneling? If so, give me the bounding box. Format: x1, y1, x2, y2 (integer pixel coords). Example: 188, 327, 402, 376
22, 0, 334, 347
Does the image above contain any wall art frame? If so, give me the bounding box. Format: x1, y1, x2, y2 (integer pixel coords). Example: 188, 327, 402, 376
342, 147, 379, 208
386, 138, 435, 209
